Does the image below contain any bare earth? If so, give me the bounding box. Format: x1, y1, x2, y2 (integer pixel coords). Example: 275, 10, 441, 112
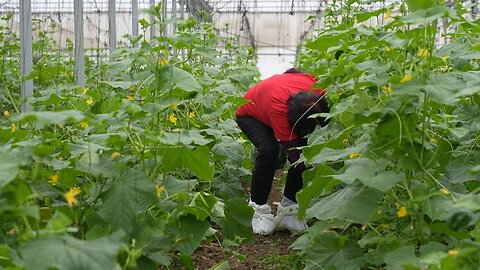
189, 170, 301, 269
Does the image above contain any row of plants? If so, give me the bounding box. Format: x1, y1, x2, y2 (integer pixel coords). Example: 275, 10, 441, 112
293, 0, 480, 269
1, 4, 259, 269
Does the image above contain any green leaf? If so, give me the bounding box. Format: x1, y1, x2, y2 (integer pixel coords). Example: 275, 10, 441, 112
19, 231, 124, 270
305, 32, 349, 52
182, 146, 214, 181
0, 148, 31, 189
405, 0, 439, 12
161, 129, 212, 146
305, 143, 368, 164
217, 198, 254, 242
297, 164, 337, 218
212, 138, 244, 165
12, 110, 84, 127
355, 8, 386, 23
292, 230, 365, 270
384, 245, 423, 270
402, 5, 446, 25
334, 158, 378, 185
97, 168, 157, 231
367, 171, 405, 192
186, 192, 217, 221
156, 65, 201, 98
161, 175, 198, 195
104, 81, 135, 89
175, 215, 210, 256
307, 182, 383, 223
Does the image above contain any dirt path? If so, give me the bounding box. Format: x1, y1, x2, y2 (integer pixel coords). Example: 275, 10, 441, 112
191, 170, 301, 270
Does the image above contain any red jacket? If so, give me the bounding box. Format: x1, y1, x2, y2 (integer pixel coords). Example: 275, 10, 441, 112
236, 73, 323, 141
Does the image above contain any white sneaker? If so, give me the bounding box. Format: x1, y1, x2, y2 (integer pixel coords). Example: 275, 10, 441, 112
274, 204, 307, 233
249, 201, 276, 235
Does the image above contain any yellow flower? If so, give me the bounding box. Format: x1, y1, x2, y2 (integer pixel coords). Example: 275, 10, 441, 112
173, 128, 181, 133
85, 98, 94, 106
64, 187, 81, 207
3, 111, 10, 117
156, 184, 165, 198
49, 174, 59, 185
82, 87, 89, 94
10, 123, 17, 133
418, 48, 430, 57
385, 9, 392, 20
188, 112, 195, 119
111, 152, 121, 159
169, 114, 177, 124
400, 74, 413, 83
79, 121, 89, 128
342, 138, 349, 145
396, 206, 408, 218
160, 59, 170, 65
442, 56, 449, 62
385, 46, 393, 52
170, 103, 177, 110
430, 138, 438, 144
448, 249, 458, 256
382, 85, 393, 94
349, 153, 361, 159
127, 95, 135, 101
440, 188, 450, 195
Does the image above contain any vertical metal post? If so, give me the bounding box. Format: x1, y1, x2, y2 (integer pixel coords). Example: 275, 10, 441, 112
150, 0, 156, 41
74, 0, 85, 87
180, 0, 185, 18
180, 0, 185, 59
162, 0, 168, 36
132, 0, 139, 47
172, 0, 177, 56
20, 0, 33, 112
108, 0, 117, 54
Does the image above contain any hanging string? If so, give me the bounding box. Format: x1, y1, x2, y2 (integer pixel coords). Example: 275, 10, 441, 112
289, 0, 295, 15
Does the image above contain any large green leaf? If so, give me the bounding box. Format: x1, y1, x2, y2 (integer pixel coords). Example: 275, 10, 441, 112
292, 230, 365, 270
175, 215, 210, 256
156, 65, 201, 98
12, 110, 84, 127
305, 143, 368, 164
334, 158, 404, 192
97, 168, 157, 231
405, 0, 438, 12
307, 182, 384, 223
297, 164, 337, 218
0, 148, 31, 189
19, 231, 124, 270
186, 191, 217, 221
160, 129, 212, 146
401, 5, 446, 25
182, 146, 214, 181
384, 245, 423, 270
216, 198, 253, 242
305, 31, 350, 52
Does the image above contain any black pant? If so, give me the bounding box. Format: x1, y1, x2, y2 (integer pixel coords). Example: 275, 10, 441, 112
236, 116, 307, 205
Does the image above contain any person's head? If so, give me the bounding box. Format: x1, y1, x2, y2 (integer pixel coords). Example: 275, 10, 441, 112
287, 91, 329, 138
283, 68, 304, 74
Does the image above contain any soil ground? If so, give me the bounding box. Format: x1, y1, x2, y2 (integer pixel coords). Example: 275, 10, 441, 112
188, 170, 302, 270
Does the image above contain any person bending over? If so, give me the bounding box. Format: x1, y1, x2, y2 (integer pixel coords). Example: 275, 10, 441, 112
236, 68, 329, 235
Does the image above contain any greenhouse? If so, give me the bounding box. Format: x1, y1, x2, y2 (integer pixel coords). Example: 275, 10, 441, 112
1, 0, 480, 269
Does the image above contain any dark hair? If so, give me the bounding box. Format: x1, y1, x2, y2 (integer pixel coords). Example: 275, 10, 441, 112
283, 68, 304, 74
287, 91, 330, 138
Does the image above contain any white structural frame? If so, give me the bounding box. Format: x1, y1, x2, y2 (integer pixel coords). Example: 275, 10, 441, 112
74, 0, 85, 87
19, 0, 33, 112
